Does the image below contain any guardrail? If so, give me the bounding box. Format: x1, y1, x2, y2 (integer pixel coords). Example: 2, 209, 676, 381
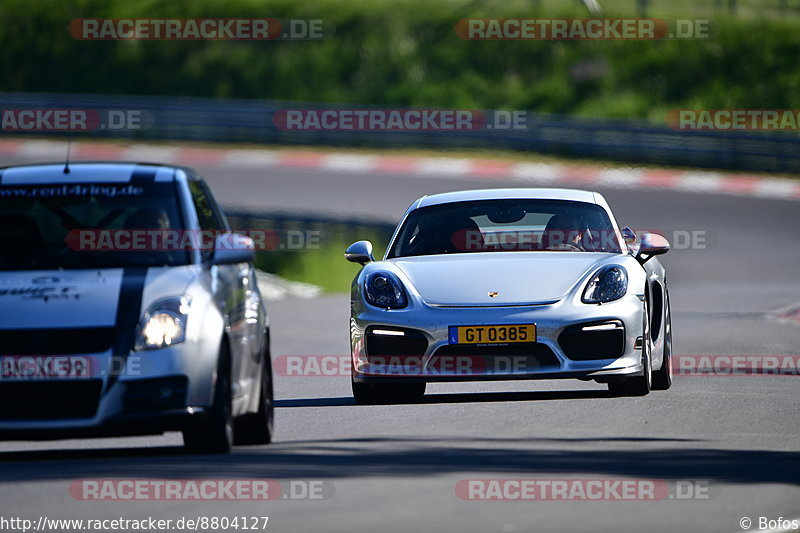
224, 211, 395, 282
224, 210, 396, 242
2, 92, 799, 174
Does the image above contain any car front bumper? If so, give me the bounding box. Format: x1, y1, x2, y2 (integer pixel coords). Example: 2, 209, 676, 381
0, 341, 218, 439
351, 293, 646, 383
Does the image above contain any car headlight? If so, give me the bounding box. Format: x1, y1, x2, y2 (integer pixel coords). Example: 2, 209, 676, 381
364, 272, 408, 309
582, 266, 628, 304
134, 295, 191, 351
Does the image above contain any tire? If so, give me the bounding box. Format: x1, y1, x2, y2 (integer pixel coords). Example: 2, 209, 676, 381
652, 289, 673, 391
352, 378, 426, 404
234, 337, 274, 445
183, 341, 234, 453
609, 299, 652, 397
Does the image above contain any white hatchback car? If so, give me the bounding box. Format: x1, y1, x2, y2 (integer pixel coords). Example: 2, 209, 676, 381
0, 162, 273, 452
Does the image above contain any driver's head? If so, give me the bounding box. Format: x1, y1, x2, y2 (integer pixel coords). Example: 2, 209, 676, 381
123, 208, 171, 230
437, 215, 483, 253
542, 213, 584, 247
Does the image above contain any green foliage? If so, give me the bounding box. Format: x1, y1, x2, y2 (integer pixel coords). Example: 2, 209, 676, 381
1, 0, 797, 120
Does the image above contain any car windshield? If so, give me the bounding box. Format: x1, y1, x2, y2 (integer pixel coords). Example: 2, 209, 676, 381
388, 199, 622, 258
0, 180, 190, 270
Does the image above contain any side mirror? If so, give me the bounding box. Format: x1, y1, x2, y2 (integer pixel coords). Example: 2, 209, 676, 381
211, 233, 255, 265
345, 240, 374, 265
621, 226, 636, 244
636, 233, 670, 264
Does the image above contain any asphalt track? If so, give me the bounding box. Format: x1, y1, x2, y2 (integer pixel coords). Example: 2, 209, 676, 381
1, 152, 799, 533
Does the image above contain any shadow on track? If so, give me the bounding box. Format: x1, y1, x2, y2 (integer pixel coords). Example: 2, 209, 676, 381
1, 436, 799, 488
276, 388, 616, 408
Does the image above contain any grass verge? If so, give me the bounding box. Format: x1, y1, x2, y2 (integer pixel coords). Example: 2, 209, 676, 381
253, 232, 389, 295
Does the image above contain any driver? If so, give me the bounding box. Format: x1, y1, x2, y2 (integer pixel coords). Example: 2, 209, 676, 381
540, 213, 586, 251
406, 214, 485, 255
120, 207, 177, 260
122, 208, 171, 231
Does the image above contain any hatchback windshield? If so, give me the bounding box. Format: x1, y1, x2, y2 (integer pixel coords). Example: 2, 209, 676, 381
0, 181, 189, 270
388, 199, 622, 258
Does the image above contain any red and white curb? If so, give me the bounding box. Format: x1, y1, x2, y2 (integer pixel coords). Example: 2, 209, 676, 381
771, 302, 800, 326
255, 270, 321, 301
2, 139, 799, 201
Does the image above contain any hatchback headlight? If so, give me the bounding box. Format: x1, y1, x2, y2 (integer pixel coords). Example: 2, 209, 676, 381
582, 266, 628, 304
134, 295, 191, 350
364, 272, 408, 309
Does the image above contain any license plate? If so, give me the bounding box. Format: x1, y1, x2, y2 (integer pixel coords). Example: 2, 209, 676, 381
448, 324, 536, 345
0, 355, 91, 379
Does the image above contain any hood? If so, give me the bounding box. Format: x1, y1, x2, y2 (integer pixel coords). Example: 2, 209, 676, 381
0, 267, 196, 329
392, 252, 616, 306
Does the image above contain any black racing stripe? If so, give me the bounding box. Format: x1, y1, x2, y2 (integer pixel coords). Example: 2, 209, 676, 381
130, 167, 157, 185
112, 267, 148, 355
104, 267, 148, 393
0, 169, 4, 184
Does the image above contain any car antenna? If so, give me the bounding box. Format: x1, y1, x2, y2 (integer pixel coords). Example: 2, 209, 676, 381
63, 138, 72, 174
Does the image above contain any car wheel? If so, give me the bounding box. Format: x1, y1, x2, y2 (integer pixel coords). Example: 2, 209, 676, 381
609, 299, 652, 397
234, 337, 274, 445
652, 289, 673, 391
352, 378, 426, 404
183, 341, 234, 453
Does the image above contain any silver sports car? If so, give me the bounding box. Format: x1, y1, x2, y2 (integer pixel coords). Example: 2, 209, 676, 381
0, 162, 273, 452
346, 188, 672, 403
